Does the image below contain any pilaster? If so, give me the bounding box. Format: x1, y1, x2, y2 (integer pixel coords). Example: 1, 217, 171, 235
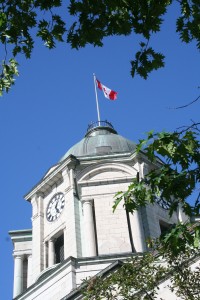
64, 161, 82, 258
48, 238, 55, 267
65, 189, 80, 258
27, 254, 32, 287
31, 193, 44, 282
13, 255, 23, 298
82, 199, 97, 256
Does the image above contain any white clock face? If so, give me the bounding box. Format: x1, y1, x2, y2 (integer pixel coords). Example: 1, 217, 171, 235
46, 193, 65, 222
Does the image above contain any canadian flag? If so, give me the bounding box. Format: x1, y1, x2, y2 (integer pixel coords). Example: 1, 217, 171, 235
96, 79, 117, 100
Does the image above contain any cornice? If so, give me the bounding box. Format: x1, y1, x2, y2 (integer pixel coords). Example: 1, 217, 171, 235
24, 155, 79, 201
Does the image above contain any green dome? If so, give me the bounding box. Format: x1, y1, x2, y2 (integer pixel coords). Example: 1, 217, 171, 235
59, 121, 136, 161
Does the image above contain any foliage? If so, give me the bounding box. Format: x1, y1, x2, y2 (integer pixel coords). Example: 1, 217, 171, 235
68, 0, 200, 79
114, 122, 200, 248
84, 126, 200, 296
111, 123, 200, 299
83, 253, 167, 300
0, 0, 66, 95
82, 234, 200, 300
1, 2, 199, 297
0, 0, 199, 94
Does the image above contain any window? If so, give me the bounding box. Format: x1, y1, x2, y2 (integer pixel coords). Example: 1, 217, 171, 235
55, 234, 64, 264
159, 220, 172, 235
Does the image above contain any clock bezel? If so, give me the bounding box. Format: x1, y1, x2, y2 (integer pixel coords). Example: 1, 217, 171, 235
46, 192, 65, 222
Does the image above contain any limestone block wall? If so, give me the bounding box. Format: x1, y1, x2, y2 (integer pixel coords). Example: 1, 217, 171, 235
77, 159, 180, 255
14, 254, 200, 300
43, 188, 78, 258
15, 260, 76, 300
14, 254, 132, 300
94, 193, 132, 254
141, 204, 179, 241
78, 162, 138, 256
31, 167, 83, 283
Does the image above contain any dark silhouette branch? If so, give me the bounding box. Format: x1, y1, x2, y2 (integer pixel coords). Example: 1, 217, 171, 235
168, 95, 200, 110
176, 121, 200, 134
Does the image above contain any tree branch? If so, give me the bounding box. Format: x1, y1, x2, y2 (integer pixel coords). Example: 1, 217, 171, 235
176, 121, 200, 134
168, 95, 200, 110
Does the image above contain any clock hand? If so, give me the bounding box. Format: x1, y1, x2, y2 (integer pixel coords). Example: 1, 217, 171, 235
55, 201, 60, 213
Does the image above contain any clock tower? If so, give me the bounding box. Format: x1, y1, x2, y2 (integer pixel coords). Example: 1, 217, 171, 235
9, 121, 186, 300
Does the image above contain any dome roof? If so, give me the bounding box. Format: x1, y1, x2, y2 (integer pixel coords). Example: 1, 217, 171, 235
59, 121, 136, 161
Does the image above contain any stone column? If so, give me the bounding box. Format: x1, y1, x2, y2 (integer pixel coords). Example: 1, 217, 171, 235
48, 239, 54, 267
82, 199, 96, 256
178, 203, 189, 223
130, 210, 146, 252
27, 254, 32, 287
13, 255, 23, 298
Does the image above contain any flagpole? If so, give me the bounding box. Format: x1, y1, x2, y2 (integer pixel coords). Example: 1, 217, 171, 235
93, 73, 101, 125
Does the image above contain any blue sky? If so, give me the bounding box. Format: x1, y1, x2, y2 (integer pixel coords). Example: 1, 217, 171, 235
1, 4, 199, 299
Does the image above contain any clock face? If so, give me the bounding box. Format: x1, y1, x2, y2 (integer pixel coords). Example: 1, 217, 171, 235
46, 192, 65, 222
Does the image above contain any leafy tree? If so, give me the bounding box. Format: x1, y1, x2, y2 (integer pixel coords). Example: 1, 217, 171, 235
79, 121, 200, 299
0, 0, 199, 94
113, 122, 200, 249
1, 1, 199, 297
82, 123, 200, 299
82, 236, 200, 299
